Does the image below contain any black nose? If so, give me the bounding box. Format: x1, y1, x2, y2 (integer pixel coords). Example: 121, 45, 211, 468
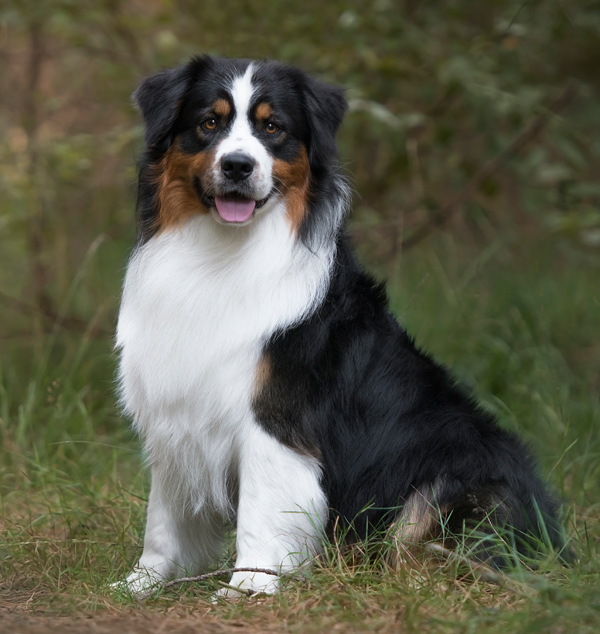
221, 153, 255, 182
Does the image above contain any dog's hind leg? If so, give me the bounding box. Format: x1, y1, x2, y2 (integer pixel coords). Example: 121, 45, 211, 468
389, 475, 569, 570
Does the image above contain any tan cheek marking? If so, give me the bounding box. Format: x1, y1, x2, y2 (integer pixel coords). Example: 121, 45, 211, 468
272, 146, 310, 236
154, 142, 214, 231
255, 102, 273, 121
213, 99, 231, 118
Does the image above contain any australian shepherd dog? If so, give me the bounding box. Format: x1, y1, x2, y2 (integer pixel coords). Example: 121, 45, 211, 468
115, 56, 568, 596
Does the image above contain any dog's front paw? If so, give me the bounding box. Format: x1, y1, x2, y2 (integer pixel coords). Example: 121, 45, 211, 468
110, 567, 165, 598
213, 571, 279, 600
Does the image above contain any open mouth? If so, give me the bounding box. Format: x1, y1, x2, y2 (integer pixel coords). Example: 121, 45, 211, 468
194, 179, 270, 223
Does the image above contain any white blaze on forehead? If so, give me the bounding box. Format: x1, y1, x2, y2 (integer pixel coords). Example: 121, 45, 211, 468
217, 64, 258, 155
230, 64, 255, 131
213, 64, 274, 200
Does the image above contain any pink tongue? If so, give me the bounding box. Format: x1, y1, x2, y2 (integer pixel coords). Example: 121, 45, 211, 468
215, 197, 256, 223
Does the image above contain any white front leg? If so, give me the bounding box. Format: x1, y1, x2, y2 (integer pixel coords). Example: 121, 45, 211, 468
221, 424, 327, 596
117, 467, 226, 596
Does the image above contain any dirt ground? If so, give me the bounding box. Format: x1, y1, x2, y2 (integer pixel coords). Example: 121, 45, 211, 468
0, 611, 286, 634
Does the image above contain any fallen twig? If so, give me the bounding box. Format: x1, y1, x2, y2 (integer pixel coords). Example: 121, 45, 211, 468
161, 567, 281, 591
151, 548, 517, 597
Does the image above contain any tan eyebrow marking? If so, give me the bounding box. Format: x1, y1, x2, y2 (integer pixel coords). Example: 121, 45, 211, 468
213, 99, 231, 117
255, 102, 273, 121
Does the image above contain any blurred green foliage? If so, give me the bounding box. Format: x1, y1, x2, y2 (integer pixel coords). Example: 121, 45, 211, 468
1, 0, 599, 314
0, 0, 599, 446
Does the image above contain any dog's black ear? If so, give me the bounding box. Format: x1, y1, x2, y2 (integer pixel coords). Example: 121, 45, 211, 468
132, 65, 192, 151
301, 75, 347, 171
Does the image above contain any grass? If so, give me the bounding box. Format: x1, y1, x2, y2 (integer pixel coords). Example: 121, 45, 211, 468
0, 230, 599, 633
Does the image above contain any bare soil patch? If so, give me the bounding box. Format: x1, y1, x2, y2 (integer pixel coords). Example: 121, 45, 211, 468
0, 609, 284, 634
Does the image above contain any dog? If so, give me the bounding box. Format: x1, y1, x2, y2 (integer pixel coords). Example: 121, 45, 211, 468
115, 56, 568, 596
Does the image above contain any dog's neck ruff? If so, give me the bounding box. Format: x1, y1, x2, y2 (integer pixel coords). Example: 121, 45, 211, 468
118, 199, 335, 402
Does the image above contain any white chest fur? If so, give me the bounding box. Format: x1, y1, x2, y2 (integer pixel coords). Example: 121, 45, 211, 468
116, 205, 333, 514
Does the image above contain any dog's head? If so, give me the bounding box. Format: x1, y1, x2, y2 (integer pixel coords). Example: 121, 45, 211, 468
134, 56, 347, 240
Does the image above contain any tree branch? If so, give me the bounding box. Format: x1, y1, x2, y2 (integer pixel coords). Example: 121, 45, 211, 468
23, 20, 54, 320
0, 290, 111, 338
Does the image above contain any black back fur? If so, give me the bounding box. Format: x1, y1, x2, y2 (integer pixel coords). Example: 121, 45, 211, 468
255, 235, 569, 562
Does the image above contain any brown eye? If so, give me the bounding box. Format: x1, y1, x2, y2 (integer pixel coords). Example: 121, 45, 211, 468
265, 122, 278, 134
203, 118, 217, 131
